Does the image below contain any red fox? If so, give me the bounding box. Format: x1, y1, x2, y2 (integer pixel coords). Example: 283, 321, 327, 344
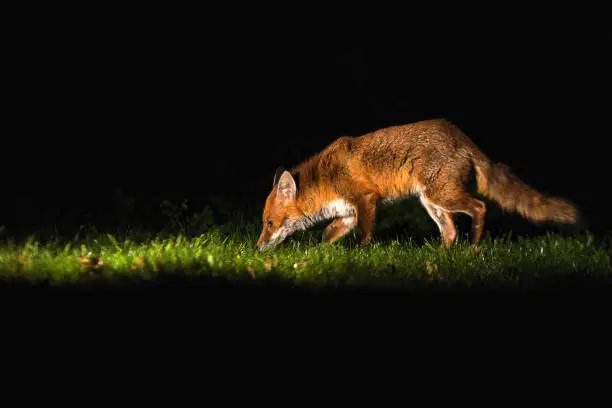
256, 119, 582, 251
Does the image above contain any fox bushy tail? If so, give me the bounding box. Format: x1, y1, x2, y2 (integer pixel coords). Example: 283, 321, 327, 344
473, 159, 582, 226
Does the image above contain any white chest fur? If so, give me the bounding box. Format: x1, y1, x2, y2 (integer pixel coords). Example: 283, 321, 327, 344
320, 199, 356, 219
292, 199, 356, 231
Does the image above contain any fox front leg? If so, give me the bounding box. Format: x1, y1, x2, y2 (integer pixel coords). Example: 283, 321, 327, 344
356, 192, 379, 245
322, 216, 357, 244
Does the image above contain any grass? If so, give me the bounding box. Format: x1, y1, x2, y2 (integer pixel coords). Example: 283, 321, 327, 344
1, 223, 610, 294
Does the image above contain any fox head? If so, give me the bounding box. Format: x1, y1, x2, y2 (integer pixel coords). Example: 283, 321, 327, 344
256, 167, 303, 251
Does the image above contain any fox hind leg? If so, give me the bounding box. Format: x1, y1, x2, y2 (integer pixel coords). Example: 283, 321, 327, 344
421, 182, 486, 250
419, 195, 457, 249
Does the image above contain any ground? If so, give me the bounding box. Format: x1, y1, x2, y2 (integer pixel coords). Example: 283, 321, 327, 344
1, 224, 610, 294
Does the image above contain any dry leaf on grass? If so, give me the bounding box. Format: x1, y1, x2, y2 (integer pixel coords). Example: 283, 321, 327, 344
79, 256, 104, 270
263, 257, 277, 271
130, 256, 145, 270
425, 261, 438, 275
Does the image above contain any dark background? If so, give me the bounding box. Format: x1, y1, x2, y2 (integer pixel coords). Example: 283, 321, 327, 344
3, 8, 611, 237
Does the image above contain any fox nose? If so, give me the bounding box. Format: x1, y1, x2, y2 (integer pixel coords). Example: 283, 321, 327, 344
257, 239, 268, 250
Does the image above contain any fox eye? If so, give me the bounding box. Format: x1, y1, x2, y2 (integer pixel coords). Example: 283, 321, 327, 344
267, 220, 273, 230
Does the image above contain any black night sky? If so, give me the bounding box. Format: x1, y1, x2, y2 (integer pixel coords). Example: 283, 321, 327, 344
3, 9, 611, 235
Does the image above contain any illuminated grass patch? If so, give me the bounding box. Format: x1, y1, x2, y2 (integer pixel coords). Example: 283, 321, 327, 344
0, 228, 610, 291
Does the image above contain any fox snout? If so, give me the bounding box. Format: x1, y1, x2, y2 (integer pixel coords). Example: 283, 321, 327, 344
256, 238, 267, 251
256, 225, 290, 251
256, 232, 272, 252
257, 239, 275, 252
256, 235, 265, 251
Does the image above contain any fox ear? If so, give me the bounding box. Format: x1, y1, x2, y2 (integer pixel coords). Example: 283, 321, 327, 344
273, 166, 285, 187
277, 171, 297, 201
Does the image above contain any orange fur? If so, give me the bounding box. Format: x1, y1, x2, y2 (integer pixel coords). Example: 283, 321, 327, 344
256, 119, 582, 251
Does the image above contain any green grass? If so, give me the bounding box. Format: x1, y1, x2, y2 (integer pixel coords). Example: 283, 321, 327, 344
1, 224, 610, 292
